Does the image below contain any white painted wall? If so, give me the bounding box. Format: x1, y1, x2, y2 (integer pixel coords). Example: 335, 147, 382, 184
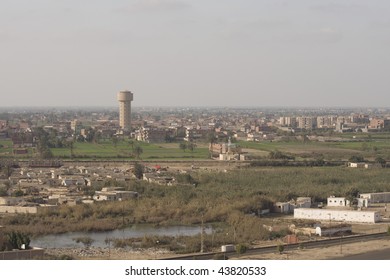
327, 197, 350, 207
360, 192, 390, 203
294, 208, 380, 223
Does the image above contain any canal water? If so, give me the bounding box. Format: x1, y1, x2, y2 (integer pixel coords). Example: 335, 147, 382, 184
31, 224, 211, 248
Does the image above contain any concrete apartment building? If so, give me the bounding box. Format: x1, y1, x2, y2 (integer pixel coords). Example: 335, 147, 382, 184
316, 116, 337, 128
136, 126, 169, 143
184, 127, 210, 142
297, 117, 317, 130
279, 116, 297, 127
369, 118, 390, 129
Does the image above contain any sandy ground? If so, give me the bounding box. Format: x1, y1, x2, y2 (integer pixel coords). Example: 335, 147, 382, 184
237, 238, 390, 260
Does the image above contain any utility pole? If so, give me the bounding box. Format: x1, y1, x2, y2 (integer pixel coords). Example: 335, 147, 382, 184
200, 215, 205, 253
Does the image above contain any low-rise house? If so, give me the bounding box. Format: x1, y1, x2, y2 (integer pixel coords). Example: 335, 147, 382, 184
327, 196, 350, 207
315, 224, 352, 237
294, 208, 381, 223
93, 188, 138, 202
18, 178, 43, 188
347, 162, 380, 169
273, 202, 294, 214
246, 132, 263, 142
360, 192, 390, 203
78, 166, 89, 174
11, 133, 34, 148
9, 175, 28, 185
348, 162, 366, 168
357, 197, 370, 208
60, 176, 86, 187
143, 173, 175, 185
295, 197, 312, 208
0, 197, 25, 206
47, 194, 83, 205
93, 192, 117, 201
0, 203, 57, 214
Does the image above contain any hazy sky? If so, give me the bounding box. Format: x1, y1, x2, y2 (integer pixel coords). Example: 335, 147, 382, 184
1, 0, 390, 107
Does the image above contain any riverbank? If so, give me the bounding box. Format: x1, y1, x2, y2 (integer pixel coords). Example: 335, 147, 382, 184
44, 237, 390, 260
45, 247, 176, 260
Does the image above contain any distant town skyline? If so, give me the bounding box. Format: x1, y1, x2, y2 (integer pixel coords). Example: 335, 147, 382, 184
1, 1, 390, 108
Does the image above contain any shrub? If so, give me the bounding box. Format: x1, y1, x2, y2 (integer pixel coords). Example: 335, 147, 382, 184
5, 231, 31, 250
236, 243, 248, 255
72, 236, 94, 249
277, 244, 284, 254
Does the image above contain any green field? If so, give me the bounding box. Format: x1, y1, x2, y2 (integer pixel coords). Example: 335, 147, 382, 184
0, 140, 13, 156
51, 141, 209, 160
3, 135, 390, 162
238, 138, 390, 161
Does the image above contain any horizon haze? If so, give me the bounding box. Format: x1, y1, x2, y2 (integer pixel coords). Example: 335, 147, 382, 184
1, 0, 390, 108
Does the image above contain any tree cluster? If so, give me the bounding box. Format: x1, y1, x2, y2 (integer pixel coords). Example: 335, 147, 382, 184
1, 231, 31, 251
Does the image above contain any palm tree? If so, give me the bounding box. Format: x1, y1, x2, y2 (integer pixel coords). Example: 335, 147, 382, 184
128, 140, 134, 151
112, 136, 119, 148
187, 142, 197, 158
68, 140, 74, 158
133, 145, 143, 159
179, 142, 187, 152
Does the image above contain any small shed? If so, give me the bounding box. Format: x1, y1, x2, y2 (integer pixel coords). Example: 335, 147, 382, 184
296, 197, 312, 208
221, 244, 235, 253
274, 202, 294, 214
327, 196, 350, 207
315, 225, 352, 236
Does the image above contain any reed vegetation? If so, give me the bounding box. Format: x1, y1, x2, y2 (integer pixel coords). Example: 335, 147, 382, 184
1, 166, 390, 250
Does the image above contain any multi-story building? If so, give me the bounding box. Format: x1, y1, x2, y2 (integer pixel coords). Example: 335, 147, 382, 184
279, 116, 297, 128
297, 117, 316, 130
136, 126, 170, 143
70, 120, 82, 134
316, 116, 334, 128
184, 127, 210, 142
369, 118, 390, 129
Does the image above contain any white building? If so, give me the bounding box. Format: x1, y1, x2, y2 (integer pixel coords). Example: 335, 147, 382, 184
360, 192, 390, 203
347, 162, 373, 168
327, 197, 350, 207
357, 198, 370, 208
60, 177, 86, 187
294, 208, 381, 223
93, 190, 138, 202
296, 197, 312, 208
315, 225, 352, 237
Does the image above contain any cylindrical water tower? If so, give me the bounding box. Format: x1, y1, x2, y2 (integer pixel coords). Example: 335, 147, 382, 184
117, 90, 133, 131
